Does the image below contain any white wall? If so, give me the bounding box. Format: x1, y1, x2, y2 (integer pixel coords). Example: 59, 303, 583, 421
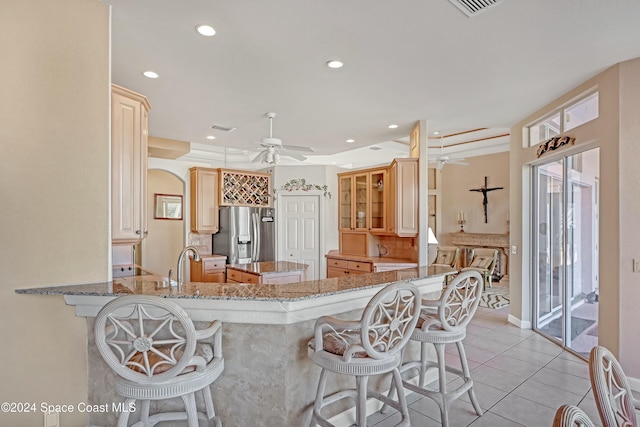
0, 1, 110, 426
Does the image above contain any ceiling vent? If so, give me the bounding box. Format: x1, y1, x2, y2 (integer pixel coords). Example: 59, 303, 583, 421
369, 146, 382, 151
448, 0, 503, 17
210, 124, 236, 132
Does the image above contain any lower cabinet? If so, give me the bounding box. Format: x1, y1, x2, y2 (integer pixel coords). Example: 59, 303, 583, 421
326, 257, 373, 278
226, 268, 305, 284
190, 256, 227, 283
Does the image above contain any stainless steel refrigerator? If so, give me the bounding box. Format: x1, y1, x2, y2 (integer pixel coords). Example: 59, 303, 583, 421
213, 206, 275, 265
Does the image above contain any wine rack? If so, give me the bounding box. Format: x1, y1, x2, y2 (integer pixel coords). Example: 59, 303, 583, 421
219, 169, 271, 207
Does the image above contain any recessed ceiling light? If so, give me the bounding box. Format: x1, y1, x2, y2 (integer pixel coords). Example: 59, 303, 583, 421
206, 135, 216, 140
326, 60, 344, 69
331, 162, 337, 164
143, 71, 159, 79
433, 131, 440, 135
346, 139, 355, 143
196, 25, 216, 37
388, 124, 399, 129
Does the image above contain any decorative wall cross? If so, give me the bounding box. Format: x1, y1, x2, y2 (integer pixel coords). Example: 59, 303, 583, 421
470, 176, 503, 223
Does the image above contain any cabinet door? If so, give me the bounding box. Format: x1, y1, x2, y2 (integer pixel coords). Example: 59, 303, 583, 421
368, 169, 386, 233
354, 173, 369, 231
190, 167, 219, 233
338, 175, 353, 231
204, 271, 226, 283
112, 88, 148, 243
327, 266, 348, 278
395, 160, 418, 236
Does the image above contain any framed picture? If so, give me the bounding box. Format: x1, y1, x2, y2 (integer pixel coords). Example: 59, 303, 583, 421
154, 194, 183, 220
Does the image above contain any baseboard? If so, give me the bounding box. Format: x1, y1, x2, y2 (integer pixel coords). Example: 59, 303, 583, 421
508, 314, 532, 329
628, 376, 640, 393
327, 371, 438, 426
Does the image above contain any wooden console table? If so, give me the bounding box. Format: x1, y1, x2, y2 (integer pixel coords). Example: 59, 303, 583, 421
450, 232, 509, 280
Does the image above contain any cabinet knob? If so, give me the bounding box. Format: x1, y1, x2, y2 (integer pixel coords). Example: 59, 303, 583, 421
135, 230, 142, 235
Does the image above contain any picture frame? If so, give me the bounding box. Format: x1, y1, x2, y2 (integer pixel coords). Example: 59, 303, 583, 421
154, 193, 183, 220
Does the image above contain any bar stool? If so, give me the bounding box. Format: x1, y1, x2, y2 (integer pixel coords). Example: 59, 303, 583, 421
94, 295, 224, 427
307, 281, 421, 427
391, 270, 484, 427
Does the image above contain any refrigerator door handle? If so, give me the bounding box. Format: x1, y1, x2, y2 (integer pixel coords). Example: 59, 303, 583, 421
252, 212, 260, 261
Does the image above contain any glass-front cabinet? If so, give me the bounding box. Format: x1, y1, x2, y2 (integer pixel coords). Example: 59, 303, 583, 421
368, 169, 386, 233
338, 169, 386, 232
339, 175, 353, 230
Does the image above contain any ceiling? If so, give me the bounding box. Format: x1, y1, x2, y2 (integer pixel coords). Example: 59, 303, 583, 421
106, 0, 640, 169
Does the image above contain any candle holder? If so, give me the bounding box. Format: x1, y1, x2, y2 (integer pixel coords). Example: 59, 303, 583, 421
458, 219, 466, 232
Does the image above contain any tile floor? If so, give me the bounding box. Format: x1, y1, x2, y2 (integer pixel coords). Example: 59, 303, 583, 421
366, 305, 603, 427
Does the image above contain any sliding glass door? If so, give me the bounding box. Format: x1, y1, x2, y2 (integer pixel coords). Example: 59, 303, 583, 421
533, 147, 599, 357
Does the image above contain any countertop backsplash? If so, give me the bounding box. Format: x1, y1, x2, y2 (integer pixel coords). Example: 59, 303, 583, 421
188, 232, 212, 256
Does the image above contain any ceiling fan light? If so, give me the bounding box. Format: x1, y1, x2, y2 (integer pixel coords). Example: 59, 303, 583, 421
273, 152, 281, 163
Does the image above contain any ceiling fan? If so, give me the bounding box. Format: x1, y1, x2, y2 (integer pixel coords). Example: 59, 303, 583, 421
252, 112, 314, 164
432, 137, 468, 170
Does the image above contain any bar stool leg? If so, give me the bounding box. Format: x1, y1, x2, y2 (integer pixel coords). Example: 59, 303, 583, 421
356, 375, 369, 426
310, 369, 328, 427
457, 341, 482, 415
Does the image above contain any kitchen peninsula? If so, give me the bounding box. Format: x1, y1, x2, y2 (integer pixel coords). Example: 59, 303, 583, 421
17, 266, 453, 426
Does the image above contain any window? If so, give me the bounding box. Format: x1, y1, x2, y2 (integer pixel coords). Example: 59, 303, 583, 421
528, 91, 598, 147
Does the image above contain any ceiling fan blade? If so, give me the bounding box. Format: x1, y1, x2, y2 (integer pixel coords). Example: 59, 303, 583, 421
449, 160, 469, 166
252, 151, 266, 163
279, 149, 307, 161
281, 144, 314, 153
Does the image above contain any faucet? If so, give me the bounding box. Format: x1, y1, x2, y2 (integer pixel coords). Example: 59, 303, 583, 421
176, 246, 201, 286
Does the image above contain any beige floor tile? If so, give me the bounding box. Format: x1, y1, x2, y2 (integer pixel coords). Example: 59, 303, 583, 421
511, 377, 585, 408
490, 393, 558, 426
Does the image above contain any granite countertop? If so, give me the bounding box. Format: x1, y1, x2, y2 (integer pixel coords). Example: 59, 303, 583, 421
15, 265, 454, 302
199, 254, 227, 259
226, 261, 308, 275
325, 250, 418, 267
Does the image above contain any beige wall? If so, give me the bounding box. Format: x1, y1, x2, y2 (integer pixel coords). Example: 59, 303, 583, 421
0, 1, 110, 426
438, 152, 510, 244
510, 58, 640, 377
143, 170, 185, 276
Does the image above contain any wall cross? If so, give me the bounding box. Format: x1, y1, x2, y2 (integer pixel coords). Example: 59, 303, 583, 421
469, 176, 503, 223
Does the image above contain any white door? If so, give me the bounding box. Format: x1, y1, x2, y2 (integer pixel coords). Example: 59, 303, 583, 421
281, 195, 320, 280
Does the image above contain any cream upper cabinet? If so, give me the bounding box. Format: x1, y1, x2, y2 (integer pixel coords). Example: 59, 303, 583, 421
190, 167, 219, 233
111, 84, 151, 244
387, 158, 418, 237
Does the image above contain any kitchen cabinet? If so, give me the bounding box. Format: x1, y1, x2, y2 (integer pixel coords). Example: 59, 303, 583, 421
190, 255, 227, 283
326, 256, 373, 278
111, 84, 151, 244
386, 158, 418, 237
190, 167, 219, 233
226, 266, 305, 284
218, 168, 271, 207
338, 168, 387, 255
338, 169, 387, 233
